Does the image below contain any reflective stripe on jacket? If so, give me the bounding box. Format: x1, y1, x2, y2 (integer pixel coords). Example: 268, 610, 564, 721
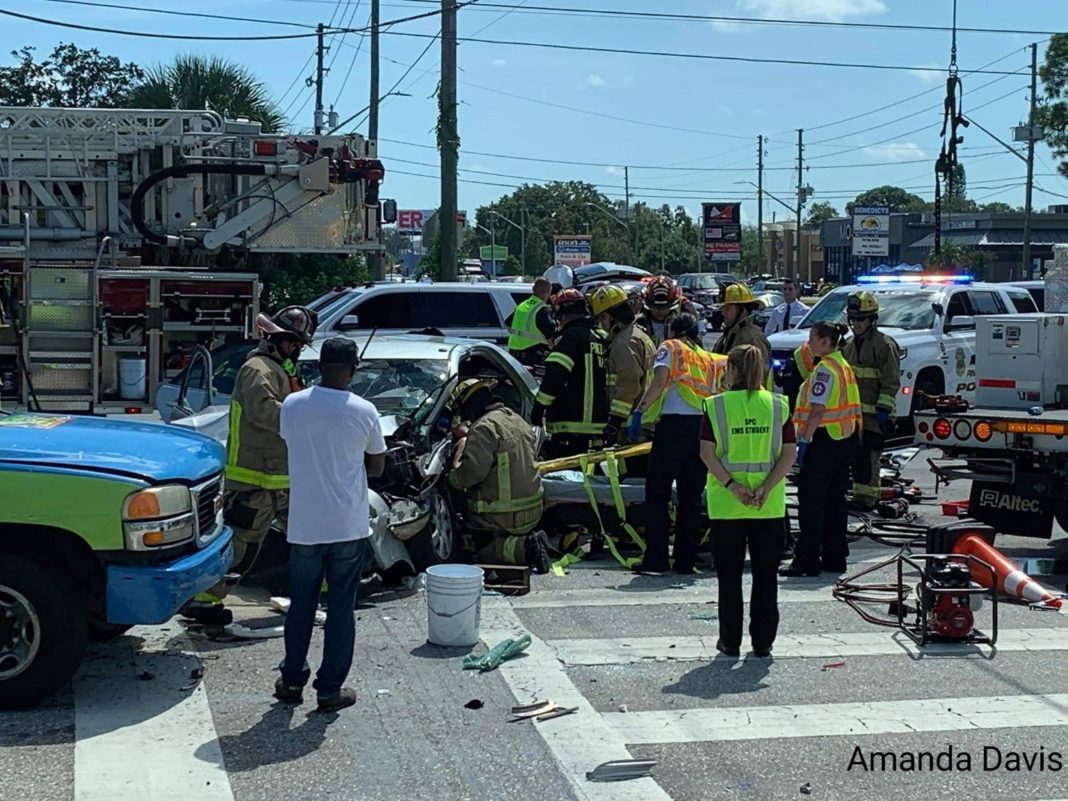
794, 342, 815, 380
535, 317, 609, 435
704, 389, 788, 520
793, 350, 862, 441
225, 342, 293, 491
842, 327, 901, 427
507, 296, 550, 352
606, 321, 656, 419
643, 339, 725, 425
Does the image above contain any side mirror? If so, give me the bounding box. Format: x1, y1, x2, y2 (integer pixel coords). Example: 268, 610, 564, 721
339, 314, 360, 329
932, 302, 945, 317
382, 199, 397, 224
946, 314, 975, 331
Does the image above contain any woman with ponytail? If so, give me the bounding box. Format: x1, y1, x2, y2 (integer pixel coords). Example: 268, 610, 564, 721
779, 322, 862, 578
700, 344, 795, 658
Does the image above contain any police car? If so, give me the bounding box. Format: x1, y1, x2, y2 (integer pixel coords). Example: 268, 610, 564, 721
767, 275, 1039, 419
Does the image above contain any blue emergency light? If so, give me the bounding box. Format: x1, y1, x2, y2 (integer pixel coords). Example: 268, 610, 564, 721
856, 274, 973, 285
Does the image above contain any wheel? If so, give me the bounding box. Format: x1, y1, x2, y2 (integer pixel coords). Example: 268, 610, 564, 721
88, 622, 133, 642
0, 555, 88, 709
406, 489, 455, 571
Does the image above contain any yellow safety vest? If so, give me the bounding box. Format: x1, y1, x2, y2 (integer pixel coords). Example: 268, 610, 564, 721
507, 296, 549, 352
793, 350, 862, 441
794, 342, 815, 380
643, 339, 724, 425
704, 389, 788, 520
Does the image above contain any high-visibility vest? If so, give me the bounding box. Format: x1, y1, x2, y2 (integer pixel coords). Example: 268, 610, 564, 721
704, 389, 788, 520
507, 296, 549, 352
793, 350, 862, 441
794, 342, 815, 380
643, 339, 724, 424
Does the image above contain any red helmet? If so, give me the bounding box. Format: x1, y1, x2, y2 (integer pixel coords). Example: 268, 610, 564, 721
645, 276, 679, 310
552, 287, 588, 315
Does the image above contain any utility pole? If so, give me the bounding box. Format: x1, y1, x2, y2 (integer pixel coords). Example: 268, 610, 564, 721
1021, 42, 1038, 280
794, 128, 803, 280
367, 0, 384, 280
757, 135, 764, 273
439, 0, 459, 280
314, 23, 325, 135
624, 166, 630, 217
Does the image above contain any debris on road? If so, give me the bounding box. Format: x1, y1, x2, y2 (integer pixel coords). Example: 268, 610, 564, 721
510, 700, 577, 722
462, 634, 532, 672
586, 759, 656, 782
821, 661, 846, 671
800, 781, 813, 794
464, 699, 484, 710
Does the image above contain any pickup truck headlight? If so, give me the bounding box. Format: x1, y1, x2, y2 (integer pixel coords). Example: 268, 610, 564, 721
898, 346, 908, 359
123, 485, 195, 550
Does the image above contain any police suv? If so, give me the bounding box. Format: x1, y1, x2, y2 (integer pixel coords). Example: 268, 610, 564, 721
767, 276, 1038, 419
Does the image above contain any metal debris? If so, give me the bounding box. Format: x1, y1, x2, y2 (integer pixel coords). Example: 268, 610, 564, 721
586, 759, 656, 782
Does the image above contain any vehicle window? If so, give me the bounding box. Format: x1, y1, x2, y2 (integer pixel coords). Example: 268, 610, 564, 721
968, 290, 1006, 316
799, 290, 936, 331
511, 291, 529, 307
415, 291, 499, 328
945, 291, 970, 319
1029, 287, 1045, 310
677, 275, 693, 290
300, 358, 450, 417
309, 289, 362, 314
214, 344, 255, 396
1006, 289, 1038, 314
339, 292, 413, 329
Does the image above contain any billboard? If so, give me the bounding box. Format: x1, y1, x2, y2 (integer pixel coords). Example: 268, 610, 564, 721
395, 209, 467, 235
702, 203, 741, 262
851, 206, 890, 257
554, 235, 592, 267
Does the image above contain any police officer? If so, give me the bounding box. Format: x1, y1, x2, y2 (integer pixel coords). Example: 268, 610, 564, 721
763, 278, 808, 335
841, 291, 901, 510
780, 322, 862, 577
532, 288, 609, 459
631, 313, 723, 575
183, 305, 318, 625
713, 283, 771, 364
446, 379, 552, 573
589, 284, 656, 444
700, 344, 796, 658
506, 277, 556, 366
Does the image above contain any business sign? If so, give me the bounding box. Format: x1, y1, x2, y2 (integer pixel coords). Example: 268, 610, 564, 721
395, 209, 467, 235
554, 235, 592, 267
479, 245, 508, 261
851, 206, 890, 257
702, 203, 742, 262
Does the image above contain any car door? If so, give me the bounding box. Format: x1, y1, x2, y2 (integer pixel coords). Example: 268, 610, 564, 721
412, 289, 507, 342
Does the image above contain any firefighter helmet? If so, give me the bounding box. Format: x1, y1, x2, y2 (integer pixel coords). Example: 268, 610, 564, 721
645, 276, 679, 310
552, 287, 588, 316
255, 305, 318, 344
847, 291, 880, 319
589, 284, 628, 316
720, 283, 760, 309
446, 378, 498, 426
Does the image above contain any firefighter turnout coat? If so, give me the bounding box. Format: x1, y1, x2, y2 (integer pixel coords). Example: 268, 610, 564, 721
606, 320, 656, 422
712, 317, 771, 363
842, 327, 901, 433
534, 316, 610, 436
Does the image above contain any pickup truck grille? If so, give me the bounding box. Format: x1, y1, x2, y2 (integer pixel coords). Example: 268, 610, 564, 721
193, 476, 223, 544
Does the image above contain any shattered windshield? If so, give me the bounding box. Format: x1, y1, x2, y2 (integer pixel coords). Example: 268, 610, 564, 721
301, 358, 450, 415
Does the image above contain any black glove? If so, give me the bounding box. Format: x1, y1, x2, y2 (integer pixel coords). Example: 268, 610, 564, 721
531, 404, 545, 427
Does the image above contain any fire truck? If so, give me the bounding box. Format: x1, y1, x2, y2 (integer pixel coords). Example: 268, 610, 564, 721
0, 106, 386, 413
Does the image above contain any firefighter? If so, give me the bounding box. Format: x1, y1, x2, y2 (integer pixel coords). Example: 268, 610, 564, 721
182, 305, 318, 625
532, 288, 609, 459
589, 284, 655, 444
712, 283, 771, 364
506, 277, 556, 367
446, 379, 552, 573
780, 322, 862, 577
631, 313, 723, 575
841, 291, 901, 510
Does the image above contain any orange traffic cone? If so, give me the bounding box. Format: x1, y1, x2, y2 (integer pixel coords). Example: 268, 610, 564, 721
951, 533, 1062, 609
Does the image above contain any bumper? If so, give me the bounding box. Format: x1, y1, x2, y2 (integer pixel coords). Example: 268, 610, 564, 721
105, 528, 235, 624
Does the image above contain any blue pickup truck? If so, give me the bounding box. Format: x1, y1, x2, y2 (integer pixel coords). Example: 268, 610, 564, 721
0, 412, 233, 708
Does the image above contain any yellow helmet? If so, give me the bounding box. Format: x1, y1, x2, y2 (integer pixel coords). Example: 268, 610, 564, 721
721, 282, 760, 308
847, 291, 879, 318
589, 284, 628, 316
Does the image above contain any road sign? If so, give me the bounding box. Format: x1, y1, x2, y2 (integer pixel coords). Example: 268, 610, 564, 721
554, 235, 592, 267
480, 245, 508, 261
851, 206, 890, 257
702, 203, 741, 262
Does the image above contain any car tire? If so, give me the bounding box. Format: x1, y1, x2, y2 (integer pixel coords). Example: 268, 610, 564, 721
0, 555, 88, 710
406, 489, 455, 572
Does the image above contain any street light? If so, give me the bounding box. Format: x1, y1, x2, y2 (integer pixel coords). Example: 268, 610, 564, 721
328, 92, 411, 134
488, 210, 525, 274
735, 180, 803, 277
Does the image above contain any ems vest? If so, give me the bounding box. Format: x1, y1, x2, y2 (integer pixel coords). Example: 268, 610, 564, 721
794, 342, 815, 380
704, 389, 789, 520
793, 350, 862, 441
643, 339, 723, 425
507, 296, 549, 352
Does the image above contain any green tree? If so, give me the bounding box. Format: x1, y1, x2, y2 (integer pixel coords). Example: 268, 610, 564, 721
1036, 33, 1068, 178
850, 186, 927, 213
804, 202, 840, 228
979, 201, 1017, 213
0, 44, 143, 107
256, 253, 368, 309
127, 55, 283, 133
927, 241, 986, 275
735, 227, 763, 276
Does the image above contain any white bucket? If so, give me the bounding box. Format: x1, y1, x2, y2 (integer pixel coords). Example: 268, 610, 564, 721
119, 357, 147, 400
425, 564, 484, 647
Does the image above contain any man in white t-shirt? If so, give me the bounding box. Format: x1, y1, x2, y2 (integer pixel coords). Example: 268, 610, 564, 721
274, 337, 386, 712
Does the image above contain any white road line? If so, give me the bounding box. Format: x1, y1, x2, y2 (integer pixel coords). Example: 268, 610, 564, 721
603, 693, 1068, 744
74, 625, 234, 801
481, 601, 673, 801
548, 627, 1068, 665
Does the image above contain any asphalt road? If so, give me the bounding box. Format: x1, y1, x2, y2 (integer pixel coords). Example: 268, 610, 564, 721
5, 452, 1068, 801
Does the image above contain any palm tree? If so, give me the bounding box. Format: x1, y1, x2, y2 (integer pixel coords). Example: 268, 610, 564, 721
127, 55, 284, 133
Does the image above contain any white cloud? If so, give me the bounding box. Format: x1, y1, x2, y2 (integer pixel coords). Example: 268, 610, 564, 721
910, 63, 944, 82
709, 19, 743, 32
863, 142, 927, 162
585, 74, 606, 88
739, 0, 886, 22
492, 58, 507, 66
605, 166, 624, 176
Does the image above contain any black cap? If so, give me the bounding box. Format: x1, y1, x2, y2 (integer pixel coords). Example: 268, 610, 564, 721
319, 337, 360, 367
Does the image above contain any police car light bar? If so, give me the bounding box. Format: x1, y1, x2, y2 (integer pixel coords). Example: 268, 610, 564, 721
856, 274, 973, 285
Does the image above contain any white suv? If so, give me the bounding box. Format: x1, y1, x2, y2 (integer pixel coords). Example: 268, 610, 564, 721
768, 276, 1038, 418
308, 282, 528, 344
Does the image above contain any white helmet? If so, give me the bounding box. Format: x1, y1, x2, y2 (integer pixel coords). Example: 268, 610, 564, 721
543, 264, 575, 293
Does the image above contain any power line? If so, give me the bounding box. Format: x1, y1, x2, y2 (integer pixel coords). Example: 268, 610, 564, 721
333, 9, 371, 107
35, 0, 317, 27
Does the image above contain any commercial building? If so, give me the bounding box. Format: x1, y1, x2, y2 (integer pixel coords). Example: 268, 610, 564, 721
762, 221, 824, 283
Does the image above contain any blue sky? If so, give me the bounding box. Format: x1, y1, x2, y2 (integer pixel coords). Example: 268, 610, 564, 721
8, 0, 1068, 223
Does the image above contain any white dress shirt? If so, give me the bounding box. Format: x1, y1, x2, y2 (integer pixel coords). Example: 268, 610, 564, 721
764, 299, 809, 335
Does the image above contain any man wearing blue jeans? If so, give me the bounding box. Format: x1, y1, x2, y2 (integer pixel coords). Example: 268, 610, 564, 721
275, 337, 386, 712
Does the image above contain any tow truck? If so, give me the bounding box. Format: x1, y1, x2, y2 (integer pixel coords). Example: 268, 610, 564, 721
914, 311, 1068, 539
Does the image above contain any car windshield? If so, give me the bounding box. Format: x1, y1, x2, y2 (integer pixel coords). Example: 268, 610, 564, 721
798, 290, 936, 331
309, 289, 363, 314
300, 358, 450, 415
679, 275, 720, 291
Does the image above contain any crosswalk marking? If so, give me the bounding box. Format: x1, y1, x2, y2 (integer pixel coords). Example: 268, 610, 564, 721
74, 626, 234, 801
546, 627, 1068, 665
603, 693, 1068, 744
481, 601, 673, 801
